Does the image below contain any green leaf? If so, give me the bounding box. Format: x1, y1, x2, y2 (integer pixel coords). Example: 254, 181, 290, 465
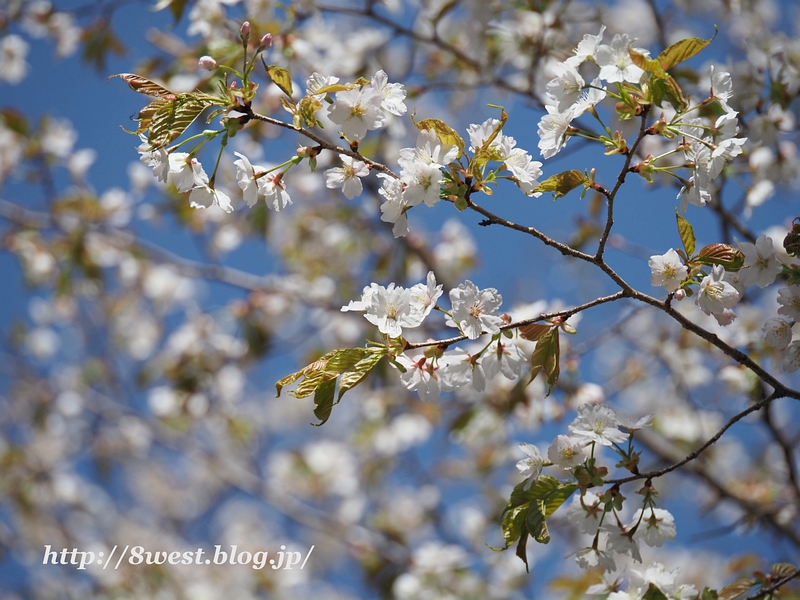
696, 243, 745, 271
518, 323, 551, 342
648, 72, 688, 110
111, 73, 176, 99
629, 49, 665, 76
338, 350, 385, 401
412, 117, 465, 159
676, 210, 696, 257
701, 588, 720, 600
267, 65, 294, 98
655, 29, 717, 70
642, 585, 670, 600
275, 350, 338, 397
717, 579, 755, 600
534, 170, 586, 200
312, 377, 337, 426
144, 92, 226, 148
770, 562, 797, 578
528, 328, 560, 395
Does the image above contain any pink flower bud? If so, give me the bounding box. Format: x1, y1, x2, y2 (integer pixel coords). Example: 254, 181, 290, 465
673, 289, 686, 301
240, 21, 251, 38
198, 55, 217, 70
260, 33, 273, 49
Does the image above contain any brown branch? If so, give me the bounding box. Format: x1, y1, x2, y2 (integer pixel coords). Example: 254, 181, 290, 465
404, 291, 628, 350
744, 568, 800, 599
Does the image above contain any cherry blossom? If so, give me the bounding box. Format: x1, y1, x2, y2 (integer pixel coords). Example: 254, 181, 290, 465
324, 154, 370, 200
648, 249, 688, 293
447, 280, 503, 339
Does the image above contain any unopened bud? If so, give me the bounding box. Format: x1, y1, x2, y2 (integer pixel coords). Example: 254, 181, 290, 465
673, 289, 686, 301
260, 33, 273, 49
198, 55, 217, 71
240, 21, 251, 39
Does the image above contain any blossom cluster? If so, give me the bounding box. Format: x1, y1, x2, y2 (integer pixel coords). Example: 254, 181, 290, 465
648, 234, 800, 372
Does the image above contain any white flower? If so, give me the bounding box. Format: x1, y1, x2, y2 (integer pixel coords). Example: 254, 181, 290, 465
537, 105, 575, 159
438, 348, 486, 392
408, 271, 443, 320
546, 62, 585, 112
401, 160, 445, 207
501, 143, 543, 196
547, 435, 588, 469
568, 404, 627, 446
631, 508, 677, 547
306, 72, 340, 99
516, 442, 544, 488
738, 234, 782, 289
447, 280, 503, 339
257, 172, 292, 211
565, 25, 606, 67
595, 34, 647, 84
233, 152, 267, 207
575, 547, 616, 572
467, 118, 504, 153
394, 353, 440, 401
327, 85, 385, 141
710, 66, 735, 114
778, 286, 800, 320
783, 341, 800, 373
341, 282, 381, 312
574, 78, 607, 116
378, 173, 409, 237
481, 341, 527, 380
170, 153, 208, 193
189, 185, 234, 213
399, 129, 458, 169
364, 284, 423, 338
370, 69, 407, 116
0, 34, 30, 84
648, 249, 688, 293
696, 265, 740, 316
139, 143, 171, 183
615, 412, 653, 431
566, 491, 603, 534
678, 146, 711, 212
324, 154, 370, 199
763, 317, 793, 350
604, 523, 642, 562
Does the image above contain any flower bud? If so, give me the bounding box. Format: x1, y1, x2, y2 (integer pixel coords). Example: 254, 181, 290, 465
260, 33, 273, 49
240, 21, 251, 39
198, 55, 218, 71
673, 289, 686, 301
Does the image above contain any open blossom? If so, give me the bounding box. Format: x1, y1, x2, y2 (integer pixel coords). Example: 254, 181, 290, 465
324, 154, 369, 199
327, 85, 385, 141
481, 341, 527, 380
764, 317, 793, 350
447, 280, 503, 339
783, 341, 800, 373
233, 151, 267, 207
566, 491, 604, 534
394, 353, 440, 401
467, 118, 506, 153
710, 66, 735, 114
546, 62, 585, 112
378, 173, 409, 237
498, 137, 542, 195
568, 404, 627, 446
631, 508, 677, 547
516, 443, 544, 488
696, 265, 739, 316
169, 153, 208, 193
565, 25, 605, 67
595, 33, 647, 84
258, 172, 292, 211
364, 283, 427, 337
678, 145, 712, 212
738, 234, 782, 288
306, 72, 340, 99
189, 185, 233, 213
649, 249, 688, 293
408, 271, 443, 319
438, 348, 486, 392
400, 130, 458, 169
538, 105, 575, 159
0, 34, 30, 84
547, 435, 588, 469
370, 69, 407, 116
778, 286, 800, 320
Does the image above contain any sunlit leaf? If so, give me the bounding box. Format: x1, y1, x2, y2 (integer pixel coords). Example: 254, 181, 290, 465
676, 210, 696, 257
717, 578, 755, 600
534, 170, 586, 200
111, 73, 176, 99
412, 117, 465, 159
656, 29, 717, 70
267, 65, 294, 98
